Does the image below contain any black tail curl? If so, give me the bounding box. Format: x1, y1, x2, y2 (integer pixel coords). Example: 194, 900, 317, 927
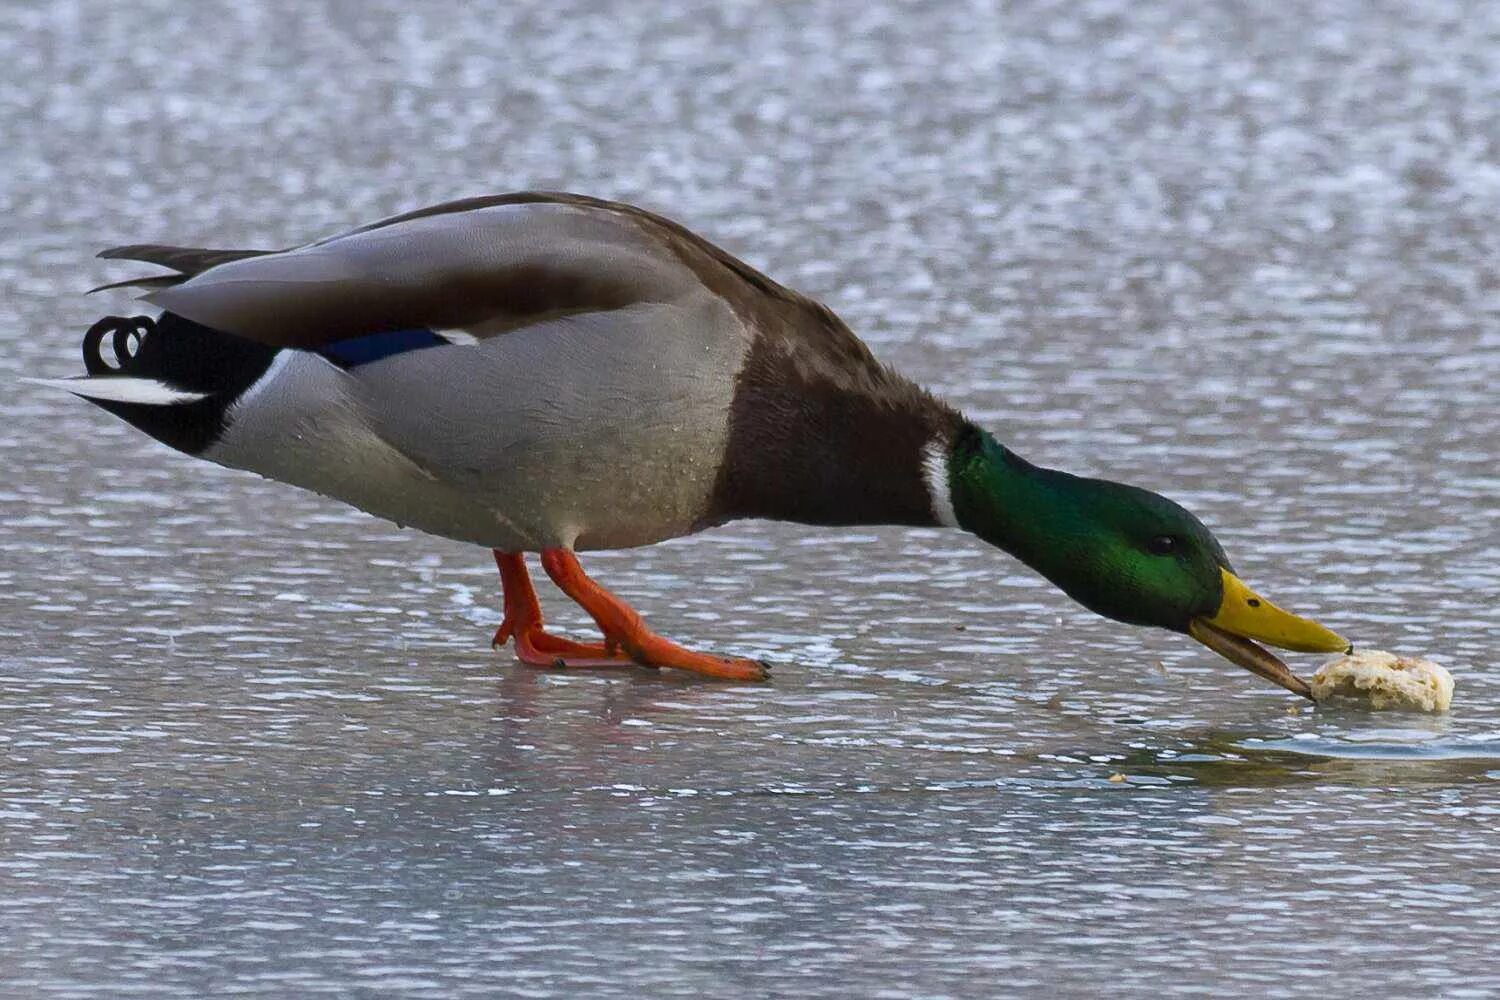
83, 315, 156, 376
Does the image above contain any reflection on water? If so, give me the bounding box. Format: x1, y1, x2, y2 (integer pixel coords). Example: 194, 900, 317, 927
3, 0, 1499, 996
1247, 731, 1500, 763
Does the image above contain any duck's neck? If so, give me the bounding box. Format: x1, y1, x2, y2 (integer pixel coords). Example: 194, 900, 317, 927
710, 359, 966, 528
934, 423, 1091, 580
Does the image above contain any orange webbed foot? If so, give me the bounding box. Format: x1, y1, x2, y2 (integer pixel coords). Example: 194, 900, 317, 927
539, 549, 770, 682
492, 551, 635, 670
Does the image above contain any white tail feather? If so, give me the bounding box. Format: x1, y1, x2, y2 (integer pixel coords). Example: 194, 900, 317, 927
23, 376, 209, 406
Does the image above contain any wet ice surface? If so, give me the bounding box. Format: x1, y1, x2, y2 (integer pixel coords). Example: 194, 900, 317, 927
3, 0, 1500, 996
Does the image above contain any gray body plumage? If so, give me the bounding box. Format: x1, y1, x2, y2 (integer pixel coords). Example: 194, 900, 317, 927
209, 299, 743, 551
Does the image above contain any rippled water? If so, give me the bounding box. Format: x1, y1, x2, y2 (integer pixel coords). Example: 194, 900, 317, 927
2, 1, 1498, 996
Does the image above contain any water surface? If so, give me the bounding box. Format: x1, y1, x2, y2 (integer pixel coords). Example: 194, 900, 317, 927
1, 1, 1498, 996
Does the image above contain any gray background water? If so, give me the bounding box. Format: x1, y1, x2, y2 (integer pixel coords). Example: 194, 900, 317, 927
2, 1, 1498, 996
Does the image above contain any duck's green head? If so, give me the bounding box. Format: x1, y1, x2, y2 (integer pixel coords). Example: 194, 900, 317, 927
945, 427, 1349, 697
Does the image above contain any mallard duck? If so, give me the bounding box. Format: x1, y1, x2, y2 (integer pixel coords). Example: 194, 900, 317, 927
32, 192, 1350, 694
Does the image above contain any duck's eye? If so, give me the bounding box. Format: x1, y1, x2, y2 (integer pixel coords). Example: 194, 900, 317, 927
1147, 535, 1177, 556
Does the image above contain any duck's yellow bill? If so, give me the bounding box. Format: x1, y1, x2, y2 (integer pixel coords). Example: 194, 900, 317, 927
1188, 568, 1351, 699
1204, 568, 1350, 653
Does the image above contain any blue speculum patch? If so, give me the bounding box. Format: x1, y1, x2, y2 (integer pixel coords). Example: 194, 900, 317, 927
318, 328, 449, 368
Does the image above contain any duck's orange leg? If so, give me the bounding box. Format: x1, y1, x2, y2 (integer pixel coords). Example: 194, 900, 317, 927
491, 552, 632, 668
539, 548, 769, 681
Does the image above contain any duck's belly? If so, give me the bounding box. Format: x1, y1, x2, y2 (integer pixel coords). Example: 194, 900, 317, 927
206, 302, 744, 552
212, 415, 700, 552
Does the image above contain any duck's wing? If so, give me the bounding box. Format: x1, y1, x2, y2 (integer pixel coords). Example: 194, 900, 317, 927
129, 193, 731, 349
91, 245, 277, 293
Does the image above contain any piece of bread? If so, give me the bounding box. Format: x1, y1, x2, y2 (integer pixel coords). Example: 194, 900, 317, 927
1310, 651, 1454, 712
